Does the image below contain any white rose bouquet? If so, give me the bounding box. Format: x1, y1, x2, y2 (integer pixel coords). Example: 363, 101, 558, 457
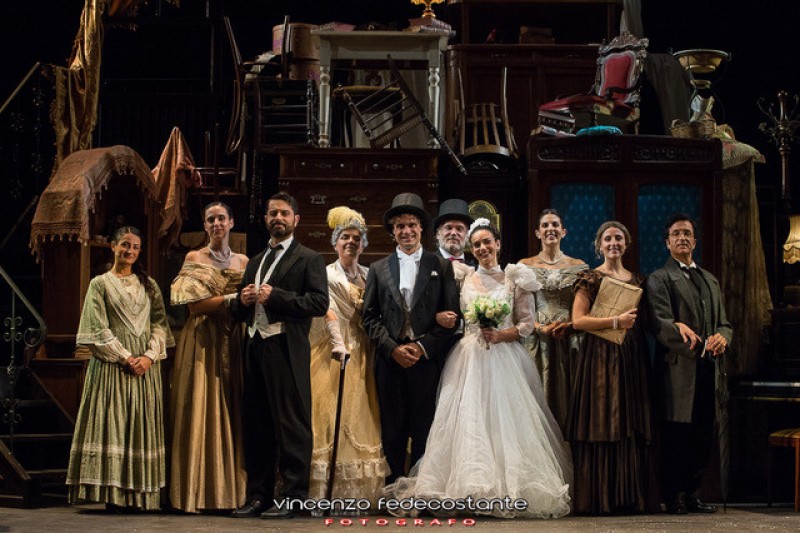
464, 296, 511, 348
464, 296, 511, 329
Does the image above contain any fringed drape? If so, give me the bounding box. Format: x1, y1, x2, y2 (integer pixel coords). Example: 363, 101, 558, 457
720, 157, 772, 375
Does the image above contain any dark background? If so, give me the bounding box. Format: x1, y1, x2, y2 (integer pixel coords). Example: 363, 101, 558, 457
2, 0, 799, 266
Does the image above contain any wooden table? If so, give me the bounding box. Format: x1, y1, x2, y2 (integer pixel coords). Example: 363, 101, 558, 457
312, 30, 449, 148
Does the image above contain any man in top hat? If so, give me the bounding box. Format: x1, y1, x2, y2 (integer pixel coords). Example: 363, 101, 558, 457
432, 198, 477, 268
362, 193, 460, 483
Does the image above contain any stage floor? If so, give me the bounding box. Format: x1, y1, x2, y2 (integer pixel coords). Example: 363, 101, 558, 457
0, 504, 797, 532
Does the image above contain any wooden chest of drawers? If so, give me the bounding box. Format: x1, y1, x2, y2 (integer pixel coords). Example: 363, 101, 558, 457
276, 148, 440, 265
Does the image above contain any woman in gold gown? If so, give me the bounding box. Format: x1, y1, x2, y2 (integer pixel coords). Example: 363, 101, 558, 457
169, 202, 248, 512
308, 207, 389, 510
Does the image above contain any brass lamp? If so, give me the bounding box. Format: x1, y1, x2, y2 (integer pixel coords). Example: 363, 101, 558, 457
411, 0, 444, 19
784, 214, 800, 264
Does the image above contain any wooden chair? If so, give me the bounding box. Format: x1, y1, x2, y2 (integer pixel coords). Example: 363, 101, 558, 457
768, 428, 800, 512
538, 31, 649, 135
223, 15, 315, 153
454, 67, 518, 160
343, 55, 467, 175
331, 78, 402, 148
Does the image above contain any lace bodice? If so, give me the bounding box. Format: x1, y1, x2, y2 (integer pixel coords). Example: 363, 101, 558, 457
461, 264, 542, 337
526, 264, 588, 324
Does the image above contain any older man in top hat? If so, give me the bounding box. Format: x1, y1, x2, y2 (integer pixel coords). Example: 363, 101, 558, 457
432, 198, 477, 268
362, 193, 460, 483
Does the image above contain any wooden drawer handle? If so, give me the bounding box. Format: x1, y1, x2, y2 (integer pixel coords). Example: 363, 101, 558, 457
300, 161, 335, 171
372, 163, 407, 171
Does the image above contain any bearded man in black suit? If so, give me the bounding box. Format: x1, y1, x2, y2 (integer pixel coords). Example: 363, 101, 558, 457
362, 193, 460, 483
230, 192, 328, 519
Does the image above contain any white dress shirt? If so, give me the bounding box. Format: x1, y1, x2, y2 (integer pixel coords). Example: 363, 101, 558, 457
249, 235, 294, 339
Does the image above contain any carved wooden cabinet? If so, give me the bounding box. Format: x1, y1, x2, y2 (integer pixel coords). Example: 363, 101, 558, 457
446, 44, 598, 149
276, 148, 440, 265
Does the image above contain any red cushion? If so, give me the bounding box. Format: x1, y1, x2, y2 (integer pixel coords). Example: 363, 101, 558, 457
539, 94, 605, 112
599, 51, 635, 103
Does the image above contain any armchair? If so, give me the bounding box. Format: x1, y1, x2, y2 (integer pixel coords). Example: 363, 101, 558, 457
538, 32, 649, 135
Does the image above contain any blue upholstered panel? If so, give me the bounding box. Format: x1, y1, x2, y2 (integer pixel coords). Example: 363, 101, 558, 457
550, 183, 615, 267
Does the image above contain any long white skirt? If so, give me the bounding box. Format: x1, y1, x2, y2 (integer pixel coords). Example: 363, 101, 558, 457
385, 332, 572, 518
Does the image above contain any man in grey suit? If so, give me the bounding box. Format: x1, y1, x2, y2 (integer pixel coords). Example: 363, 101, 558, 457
647, 213, 732, 515
362, 193, 460, 483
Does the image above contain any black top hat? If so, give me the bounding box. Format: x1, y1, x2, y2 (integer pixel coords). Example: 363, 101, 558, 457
383, 193, 429, 232
432, 198, 474, 231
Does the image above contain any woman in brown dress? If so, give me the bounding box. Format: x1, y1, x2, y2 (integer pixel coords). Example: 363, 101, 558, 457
169, 202, 248, 512
566, 221, 659, 514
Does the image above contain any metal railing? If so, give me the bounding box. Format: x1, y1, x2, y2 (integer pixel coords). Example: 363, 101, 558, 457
0, 196, 47, 451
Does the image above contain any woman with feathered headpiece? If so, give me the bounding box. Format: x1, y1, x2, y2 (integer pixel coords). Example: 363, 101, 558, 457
308, 206, 388, 509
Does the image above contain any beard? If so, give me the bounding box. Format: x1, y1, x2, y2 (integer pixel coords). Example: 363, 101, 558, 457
269, 221, 293, 238
438, 238, 464, 256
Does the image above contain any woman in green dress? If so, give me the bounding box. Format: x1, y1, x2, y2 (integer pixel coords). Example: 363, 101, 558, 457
67, 226, 173, 510
520, 209, 587, 432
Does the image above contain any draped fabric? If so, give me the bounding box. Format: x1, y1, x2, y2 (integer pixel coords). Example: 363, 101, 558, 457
29, 145, 157, 257
50, 0, 179, 171
67, 272, 173, 509
308, 262, 389, 505
719, 157, 772, 376
152, 127, 196, 249
169, 262, 247, 512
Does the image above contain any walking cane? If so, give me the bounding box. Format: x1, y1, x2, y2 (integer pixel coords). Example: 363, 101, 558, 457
325, 351, 349, 508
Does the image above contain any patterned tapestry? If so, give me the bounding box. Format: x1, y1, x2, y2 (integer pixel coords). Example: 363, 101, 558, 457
550, 182, 615, 267
638, 183, 702, 274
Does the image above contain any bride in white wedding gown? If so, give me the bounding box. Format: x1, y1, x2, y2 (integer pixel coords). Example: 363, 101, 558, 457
385, 220, 572, 519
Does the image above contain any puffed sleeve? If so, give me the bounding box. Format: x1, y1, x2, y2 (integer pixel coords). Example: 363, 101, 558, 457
76, 276, 131, 365
171, 264, 214, 305
505, 263, 542, 337
143, 279, 175, 362
573, 270, 601, 302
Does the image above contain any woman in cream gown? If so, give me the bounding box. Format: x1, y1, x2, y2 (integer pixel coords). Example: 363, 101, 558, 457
521, 209, 587, 432
308, 207, 388, 509
67, 226, 173, 510
385, 219, 571, 519
169, 202, 248, 512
